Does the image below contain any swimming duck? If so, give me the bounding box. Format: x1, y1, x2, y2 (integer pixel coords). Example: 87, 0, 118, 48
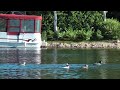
82, 64, 88, 69
63, 63, 70, 69
21, 62, 26, 66
94, 61, 102, 65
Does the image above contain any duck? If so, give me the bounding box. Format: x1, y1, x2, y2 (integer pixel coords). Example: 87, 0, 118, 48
63, 63, 70, 69
21, 62, 26, 66
82, 64, 88, 69
94, 61, 103, 65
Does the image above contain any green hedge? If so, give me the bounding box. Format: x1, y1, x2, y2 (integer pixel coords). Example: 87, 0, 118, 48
102, 18, 120, 40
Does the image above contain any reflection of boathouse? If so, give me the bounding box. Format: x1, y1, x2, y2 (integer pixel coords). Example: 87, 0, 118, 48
0, 14, 42, 48
0, 48, 41, 64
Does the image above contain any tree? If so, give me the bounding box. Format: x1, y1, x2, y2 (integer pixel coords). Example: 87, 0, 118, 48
54, 11, 58, 33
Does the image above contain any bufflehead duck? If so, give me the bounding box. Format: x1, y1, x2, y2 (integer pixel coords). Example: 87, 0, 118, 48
21, 62, 26, 66
63, 63, 70, 69
82, 64, 88, 69
94, 61, 102, 65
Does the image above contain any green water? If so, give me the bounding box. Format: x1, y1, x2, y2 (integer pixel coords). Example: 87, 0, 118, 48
0, 48, 120, 79
41, 48, 120, 64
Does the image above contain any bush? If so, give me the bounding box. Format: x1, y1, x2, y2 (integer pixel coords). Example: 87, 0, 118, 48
91, 29, 103, 40
76, 28, 93, 41
58, 27, 94, 41
57, 27, 77, 41
47, 30, 54, 40
63, 27, 77, 41
102, 18, 120, 40
41, 31, 47, 41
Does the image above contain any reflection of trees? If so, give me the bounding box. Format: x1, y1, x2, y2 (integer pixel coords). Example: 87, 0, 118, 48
98, 50, 108, 79
51, 48, 58, 78
98, 50, 108, 64
99, 68, 107, 79
80, 49, 97, 64
52, 48, 57, 64
79, 50, 87, 64
25, 70, 41, 79
92, 49, 99, 63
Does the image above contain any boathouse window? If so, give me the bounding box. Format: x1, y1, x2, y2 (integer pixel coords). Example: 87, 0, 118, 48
8, 19, 20, 32
36, 20, 41, 32
9, 28, 20, 32
21, 20, 34, 32
9, 20, 20, 26
0, 18, 6, 32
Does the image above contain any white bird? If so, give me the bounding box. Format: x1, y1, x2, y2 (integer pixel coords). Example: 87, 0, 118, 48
63, 63, 70, 69
82, 64, 88, 69
94, 61, 103, 66
21, 62, 26, 66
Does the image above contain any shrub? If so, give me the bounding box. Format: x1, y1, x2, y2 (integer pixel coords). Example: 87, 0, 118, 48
41, 31, 47, 41
91, 29, 103, 40
102, 18, 120, 40
47, 30, 54, 40
76, 28, 93, 41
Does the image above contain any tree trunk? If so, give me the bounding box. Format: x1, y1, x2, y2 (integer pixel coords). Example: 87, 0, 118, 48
103, 11, 108, 22
54, 11, 58, 33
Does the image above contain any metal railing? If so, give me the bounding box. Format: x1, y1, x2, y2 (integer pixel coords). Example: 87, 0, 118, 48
0, 11, 26, 15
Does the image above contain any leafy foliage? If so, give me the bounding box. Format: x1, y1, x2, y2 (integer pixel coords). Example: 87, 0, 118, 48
102, 18, 120, 40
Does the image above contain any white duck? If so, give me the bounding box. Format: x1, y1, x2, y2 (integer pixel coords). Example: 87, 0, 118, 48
63, 63, 70, 69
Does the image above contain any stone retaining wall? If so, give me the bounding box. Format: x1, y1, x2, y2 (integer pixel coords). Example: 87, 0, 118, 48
45, 41, 120, 49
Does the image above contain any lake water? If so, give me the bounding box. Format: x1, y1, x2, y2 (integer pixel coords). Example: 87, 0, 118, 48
0, 48, 120, 79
